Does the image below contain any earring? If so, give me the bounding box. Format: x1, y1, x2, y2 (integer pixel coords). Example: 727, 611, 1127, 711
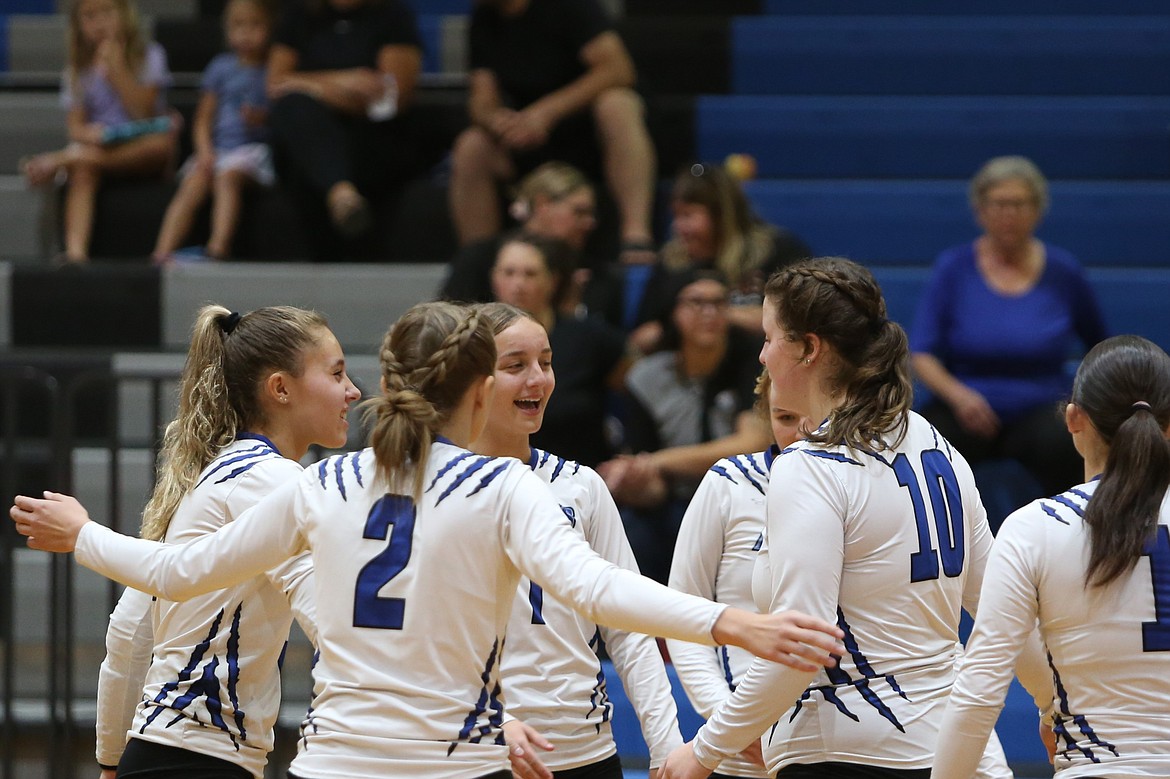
804, 358, 811, 364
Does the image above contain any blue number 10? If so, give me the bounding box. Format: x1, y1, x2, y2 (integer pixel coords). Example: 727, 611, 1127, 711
353, 494, 417, 629
894, 449, 965, 582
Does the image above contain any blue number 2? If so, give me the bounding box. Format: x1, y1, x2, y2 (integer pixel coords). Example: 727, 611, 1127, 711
353, 494, 417, 629
1142, 524, 1170, 652
894, 449, 965, 583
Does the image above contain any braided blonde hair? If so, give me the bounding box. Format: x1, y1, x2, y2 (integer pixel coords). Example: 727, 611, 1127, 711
364, 302, 497, 498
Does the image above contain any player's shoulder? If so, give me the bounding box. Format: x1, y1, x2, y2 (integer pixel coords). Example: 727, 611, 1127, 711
1012, 480, 1097, 532
197, 435, 295, 491
706, 450, 772, 497
528, 446, 588, 484
424, 442, 524, 507
306, 448, 375, 501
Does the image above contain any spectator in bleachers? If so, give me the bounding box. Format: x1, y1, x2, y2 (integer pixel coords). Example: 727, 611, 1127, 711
599, 269, 772, 582
490, 230, 628, 467
441, 161, 597, 305
21, 0, 176, 263
266, 0, 425, 257
629, 162, 811, 354
448, 0, 657, 267
151, 0, 273, 264
911, 155, 1108, 500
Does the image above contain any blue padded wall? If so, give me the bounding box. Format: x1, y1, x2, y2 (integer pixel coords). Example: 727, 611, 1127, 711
696, 95, 1170, 179
732, 17, 1170, 96
742, 180, 1170, 267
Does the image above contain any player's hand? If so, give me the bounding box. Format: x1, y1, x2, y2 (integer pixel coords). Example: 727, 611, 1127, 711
502, 719, 554, 779
335, 68, 387, 104
712, 608, 845, 672
10, 491, 92, 552
99, 768, 117, 779
660, 742, 712, 779
948, 385, 1000, 439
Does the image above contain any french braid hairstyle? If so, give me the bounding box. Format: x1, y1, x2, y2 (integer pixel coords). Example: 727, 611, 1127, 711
1071, 335, 1170, 587
141, 305, 328, 541
365, 302, 497, 498
764, 257, 913, 452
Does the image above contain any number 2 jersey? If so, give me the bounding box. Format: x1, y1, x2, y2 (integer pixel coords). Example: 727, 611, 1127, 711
503, 448, 681, 771
74, 440, 728, 779
936, 480, 1170, 779
691, 411, 998, 774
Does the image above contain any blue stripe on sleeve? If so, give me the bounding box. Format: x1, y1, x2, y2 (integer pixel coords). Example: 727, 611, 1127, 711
435, 456, 493, 505
427, 451, 475, 493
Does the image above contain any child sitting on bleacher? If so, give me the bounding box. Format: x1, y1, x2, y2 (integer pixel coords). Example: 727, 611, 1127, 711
21, 0, 176, 264
152, 0, 274, 264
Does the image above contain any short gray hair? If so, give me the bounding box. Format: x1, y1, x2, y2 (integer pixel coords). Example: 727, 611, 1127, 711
968, 155, 1049, 214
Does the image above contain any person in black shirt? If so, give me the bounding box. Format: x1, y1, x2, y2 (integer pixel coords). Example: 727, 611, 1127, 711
449, 0, 657, 267
267, 0, 425, 256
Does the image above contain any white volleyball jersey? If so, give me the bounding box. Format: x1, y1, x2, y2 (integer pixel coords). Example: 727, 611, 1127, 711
936, 480, 1170, 779
94, 435, 316, 778
504, 448, 681, 770
75, 441, 727, 779
667, 448, 775, 779
691, 412, 998, 774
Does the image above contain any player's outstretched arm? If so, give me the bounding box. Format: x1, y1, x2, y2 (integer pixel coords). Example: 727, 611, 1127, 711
10, 491, 91, 552
711, 607, 843, 672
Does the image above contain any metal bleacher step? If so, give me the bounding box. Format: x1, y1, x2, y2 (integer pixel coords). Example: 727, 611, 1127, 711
0, 174, 46, 260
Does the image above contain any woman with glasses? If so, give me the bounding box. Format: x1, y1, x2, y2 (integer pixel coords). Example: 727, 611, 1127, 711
910, 155, 1108, 510
599, 268, 772, 582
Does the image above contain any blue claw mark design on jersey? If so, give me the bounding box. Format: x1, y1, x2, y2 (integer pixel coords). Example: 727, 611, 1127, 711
794, 609, 907, 732
426, 451, 475, 493
435, 456, 493, 505
347, 450, 364, 487
1049, 651, 1117, 763
141, 603, 248, 748
586, 629, 612, 732
334, 455, 347, 500
719, 646, 736, 691
454, 637, 506, 752
800, 450, 864, 466
728, 455, 766, 495
1050, 493, 1086, 517
1041, 502, 1072, 525
752, 532, 763, 551
467, 461, 511, 498
197, 444, 275, 488
550, 454, 567, 482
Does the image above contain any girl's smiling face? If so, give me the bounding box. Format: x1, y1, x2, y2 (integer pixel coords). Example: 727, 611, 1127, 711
488, 316, 555, 439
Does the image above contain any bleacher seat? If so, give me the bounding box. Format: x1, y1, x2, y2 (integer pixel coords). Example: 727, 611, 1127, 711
762, 0, 1170, 15
743, 180, 1170, 267
732, 17, 1170, 96
697, 95, 1170, 179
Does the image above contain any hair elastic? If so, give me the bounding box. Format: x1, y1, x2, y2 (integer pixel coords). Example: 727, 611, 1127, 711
220, 311, 242, 335
1132, 400, 1152, 413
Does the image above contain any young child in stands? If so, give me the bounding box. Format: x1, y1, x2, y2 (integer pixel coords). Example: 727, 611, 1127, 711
152, 0, 274, 264
21, 0, 176, 264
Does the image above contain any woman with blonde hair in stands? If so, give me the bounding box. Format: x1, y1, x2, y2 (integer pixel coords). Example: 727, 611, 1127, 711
13, 301, 845, 779
442, 161, 599, 308
95, 304, 359, 779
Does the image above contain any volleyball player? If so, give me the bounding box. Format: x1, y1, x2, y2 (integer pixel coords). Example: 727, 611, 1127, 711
97, 305, 359, 779
933, 334, 1170, 778
12, 301, 845, 779
665, 371, 802, 779
472, 302, 684, 779
659, 258, 1043, 779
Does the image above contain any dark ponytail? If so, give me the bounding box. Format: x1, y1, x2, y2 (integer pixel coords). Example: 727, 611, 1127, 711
1073, 335, 1170, 587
